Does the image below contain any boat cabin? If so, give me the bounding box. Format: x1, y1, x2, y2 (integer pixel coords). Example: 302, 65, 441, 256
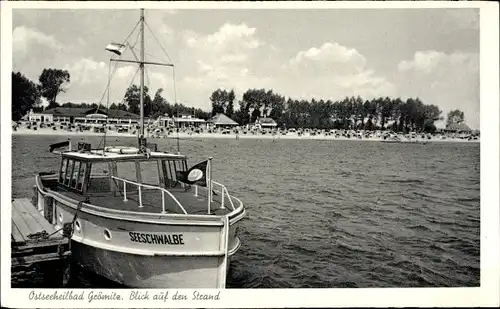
42, 141, 236, 216
58, 149, 190, 195
51, 146, 221, 215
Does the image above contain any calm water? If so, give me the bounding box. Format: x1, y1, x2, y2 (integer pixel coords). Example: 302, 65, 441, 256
11, 135, 480, 288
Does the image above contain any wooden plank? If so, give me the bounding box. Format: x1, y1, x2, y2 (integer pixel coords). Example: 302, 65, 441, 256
15, 198, 57, 235
14, 238, 68, 252
12, 251, 71, 267
11, 202, 34, 240
13, 199, 44, 235
11, 223, 26, 244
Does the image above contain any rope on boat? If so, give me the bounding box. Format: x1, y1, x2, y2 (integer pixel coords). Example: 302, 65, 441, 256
27, 199, 87, 244
65, 199, 87, 238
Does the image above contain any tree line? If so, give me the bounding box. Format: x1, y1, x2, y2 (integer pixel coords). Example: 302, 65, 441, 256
12, 70, 210, 121
211, 88, 467, 133
13, 69, 467, 133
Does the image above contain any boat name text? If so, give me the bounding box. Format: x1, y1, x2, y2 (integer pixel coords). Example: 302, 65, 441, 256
129, 232, 184, 245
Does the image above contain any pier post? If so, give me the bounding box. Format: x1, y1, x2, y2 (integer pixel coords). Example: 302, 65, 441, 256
43, 196, 54, 224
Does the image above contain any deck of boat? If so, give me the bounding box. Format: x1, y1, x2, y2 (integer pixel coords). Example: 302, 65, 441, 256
49, 185, 233, 216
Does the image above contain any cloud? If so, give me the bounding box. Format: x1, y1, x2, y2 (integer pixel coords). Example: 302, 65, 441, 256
185, 23, 261, 63
290, 42, 367, 73
285, 42, 396, 101
58, 54, 176, 104
13, 26, 62, 60
176, 23, 268, 107
143, 10, 176, 46
396, 50, 479, 129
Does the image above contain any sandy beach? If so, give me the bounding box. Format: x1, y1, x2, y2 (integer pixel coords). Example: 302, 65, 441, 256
12, 127, 480, 144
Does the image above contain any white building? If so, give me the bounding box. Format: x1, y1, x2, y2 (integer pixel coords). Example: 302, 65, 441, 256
27, 107, 141, 127
157, 114, 206, 129
28, 111, 55, 123
254, 117, 277, 130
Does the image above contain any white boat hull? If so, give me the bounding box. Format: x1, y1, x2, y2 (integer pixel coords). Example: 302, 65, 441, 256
71, 239, 236, 288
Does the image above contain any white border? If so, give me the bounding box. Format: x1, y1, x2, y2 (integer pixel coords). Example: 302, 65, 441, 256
1, 1, 499, 308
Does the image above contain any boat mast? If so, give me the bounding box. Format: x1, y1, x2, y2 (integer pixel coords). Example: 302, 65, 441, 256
139, 8, 145, 145
108, 8, 175, 151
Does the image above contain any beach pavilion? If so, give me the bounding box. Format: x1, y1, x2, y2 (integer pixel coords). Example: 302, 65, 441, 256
207, 113, 239, 128
443, 122, 472, 134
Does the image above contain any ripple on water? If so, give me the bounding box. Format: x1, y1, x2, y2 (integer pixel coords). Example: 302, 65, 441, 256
11, 136, 480, 288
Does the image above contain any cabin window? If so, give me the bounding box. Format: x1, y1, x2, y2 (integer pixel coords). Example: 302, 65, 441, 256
76, 163, 86, 191
116, 162, 137, 181
140, 161, 160, 186
64, 160, 74, 186
116, 162, 138, 193
70, 161, 80, 188
59, 158, 68, 183
162, 159, 187, 188
58, 158, 86, 191
86, 162, 111, 193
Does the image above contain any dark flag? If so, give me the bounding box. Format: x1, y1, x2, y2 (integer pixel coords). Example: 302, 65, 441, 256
176, 160, 208, 187
49, 140, 70, 152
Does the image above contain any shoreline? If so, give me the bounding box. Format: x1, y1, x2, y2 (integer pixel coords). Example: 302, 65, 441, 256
12, 128, 480, 144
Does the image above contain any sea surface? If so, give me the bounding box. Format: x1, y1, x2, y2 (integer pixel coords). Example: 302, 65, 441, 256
11, 135, 480, 288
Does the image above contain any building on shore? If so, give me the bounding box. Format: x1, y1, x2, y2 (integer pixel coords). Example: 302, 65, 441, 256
443, 122, 472, 134
174, 114, 206, 129
254, 117, 277, 130
207, 113, 238, 128
156, 114, 206, 129
27, 107, 141, 127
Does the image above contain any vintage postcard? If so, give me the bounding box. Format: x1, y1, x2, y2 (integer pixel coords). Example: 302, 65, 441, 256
1, 1, 499, 308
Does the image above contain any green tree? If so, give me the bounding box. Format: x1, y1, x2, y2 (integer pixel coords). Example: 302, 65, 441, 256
238, 100, 251, 125
241, 88, 268, 124
210, 88, 236, 116
117, 103, 128, 111
210, 89, 226, 116
268, 94, 286, 126
12, 72, 41, 121
151, 88, 167, 117
446, 109, 465, 127
226, 90, 235, 117
423, 119, 437, 133
250, 108, 261, 123
38, 68, 70, 107
123, 85, 151, 115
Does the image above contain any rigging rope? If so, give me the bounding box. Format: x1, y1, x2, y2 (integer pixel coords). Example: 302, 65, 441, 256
93, 18, 142, 151
144, 20, 174, 64
94, 19, 141, 113
144, 19, 180, 153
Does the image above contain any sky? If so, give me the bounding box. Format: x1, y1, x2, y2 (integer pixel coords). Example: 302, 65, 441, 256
12, 8, 480, 129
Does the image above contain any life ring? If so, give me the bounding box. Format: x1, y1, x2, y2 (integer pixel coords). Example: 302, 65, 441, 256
104, 146, 140, 154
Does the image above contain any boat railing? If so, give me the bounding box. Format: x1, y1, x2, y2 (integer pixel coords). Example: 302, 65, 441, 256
193, 181, 236, 212
110, 175, 188, 215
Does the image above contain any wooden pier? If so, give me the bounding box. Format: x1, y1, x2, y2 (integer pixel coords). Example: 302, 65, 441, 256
11, 198, 71, 287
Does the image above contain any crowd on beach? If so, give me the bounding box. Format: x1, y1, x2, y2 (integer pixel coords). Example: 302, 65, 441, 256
12, 120, 479, 143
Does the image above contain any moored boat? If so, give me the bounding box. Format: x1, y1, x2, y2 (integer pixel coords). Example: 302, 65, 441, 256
32, 8, 246, 288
